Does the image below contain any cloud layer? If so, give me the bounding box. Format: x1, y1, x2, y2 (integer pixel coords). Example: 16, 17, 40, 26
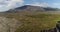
26, 2, 49, 7
0, 0, 60, 12
0, 0, 24, 12
26, 0, 49, 7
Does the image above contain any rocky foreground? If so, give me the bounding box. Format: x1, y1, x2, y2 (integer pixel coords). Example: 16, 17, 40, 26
0, 17, 22, 32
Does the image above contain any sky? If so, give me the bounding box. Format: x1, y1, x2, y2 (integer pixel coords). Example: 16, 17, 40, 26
0, 0, 60, 12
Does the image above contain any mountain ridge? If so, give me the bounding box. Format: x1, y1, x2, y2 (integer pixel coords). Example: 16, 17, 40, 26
4, 5, 60, 13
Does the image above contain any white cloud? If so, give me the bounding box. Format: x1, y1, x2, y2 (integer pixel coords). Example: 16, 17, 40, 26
51, 3, 60, 8
0, 0, 24, 12
7, 0, 24, 8
26, 2, 49, 7
52, 3, 60, 6
26, 0, 48, 7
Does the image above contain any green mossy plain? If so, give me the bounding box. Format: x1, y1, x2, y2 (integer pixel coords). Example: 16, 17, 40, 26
3, 12, 60, 32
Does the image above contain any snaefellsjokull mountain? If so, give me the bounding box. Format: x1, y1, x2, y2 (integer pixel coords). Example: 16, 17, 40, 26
4, 5, 59, 13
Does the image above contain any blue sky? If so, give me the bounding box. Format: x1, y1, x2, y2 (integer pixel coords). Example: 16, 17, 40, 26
0, 0, 60, 12
24, 0, 60, 8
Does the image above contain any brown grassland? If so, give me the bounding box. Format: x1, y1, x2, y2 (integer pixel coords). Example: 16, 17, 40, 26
2, 12, 60, 32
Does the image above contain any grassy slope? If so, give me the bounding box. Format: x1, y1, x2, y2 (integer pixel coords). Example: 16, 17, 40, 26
2, 12, 60, 32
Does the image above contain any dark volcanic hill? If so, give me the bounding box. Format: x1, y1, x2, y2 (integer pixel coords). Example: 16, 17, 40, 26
5, 5, 60, 13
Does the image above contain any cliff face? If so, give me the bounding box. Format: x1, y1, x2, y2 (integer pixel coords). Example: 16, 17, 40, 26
0, 17, 22, 32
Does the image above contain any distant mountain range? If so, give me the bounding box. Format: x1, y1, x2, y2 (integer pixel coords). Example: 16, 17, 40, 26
5, 5, 60, 13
